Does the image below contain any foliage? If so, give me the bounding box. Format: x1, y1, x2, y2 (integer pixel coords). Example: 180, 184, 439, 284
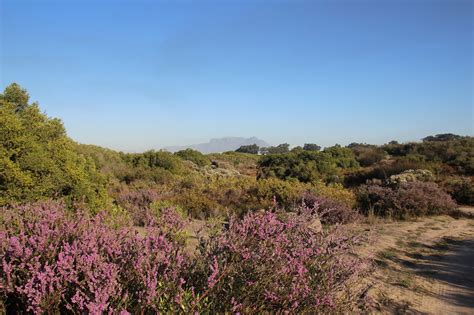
235, 144, 259, 154
261, 143, 290, 154
257, 146, 359, 183
1, 201, 370, 313
175, 149, 210, 167
1, 83, 29, 111
348, 143, 386, 167
0, 201, 195, 313
252, 178, 356, 211
382, 135, 474, 176
303, 143, 321, 151
440, 176, 474, 205
357, 182, 457, 219
323, 145, 360, 169
113, 187, 161, 226
387, 169, 435, 185
301, 192, 361, 225
207, 151, 260, 176
0, 84, 108, 211
123, 150, 184, 175
422, 133, 462, 142
194, 207, 370, 313
73, 144, 128, 178
344, 156, 441, 187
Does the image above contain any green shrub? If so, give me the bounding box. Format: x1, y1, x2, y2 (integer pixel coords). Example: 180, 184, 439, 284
440, 176, 474, 205
257, 146, 359, 183
235, 144, 259, 154
252, 178, 356, 210
175, 148, 211, 167
348, 143, 386, 167
123, 150, 185, 175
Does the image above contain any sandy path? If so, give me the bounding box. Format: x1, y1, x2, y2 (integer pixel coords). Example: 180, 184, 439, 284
364, 209, 474, 314
426, 239, 474, 314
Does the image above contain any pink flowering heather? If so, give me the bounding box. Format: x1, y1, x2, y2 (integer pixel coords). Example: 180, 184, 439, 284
113, 188, 161, 226
0, 201, 194, 314
195, 206, 371, 313
1, 201, 370, 313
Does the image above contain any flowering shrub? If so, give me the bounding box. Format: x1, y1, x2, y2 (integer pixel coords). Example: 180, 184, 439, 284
357, 182, 457, 219
1, 201, 370, 313
387, 169, 435, 184
0, 201, 194, 313
301, 192, 361, 225
113, 188, 161, 225
194, 208, 370, 313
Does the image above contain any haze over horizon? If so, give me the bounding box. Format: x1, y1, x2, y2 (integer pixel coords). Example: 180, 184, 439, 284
1, 0, 473, 152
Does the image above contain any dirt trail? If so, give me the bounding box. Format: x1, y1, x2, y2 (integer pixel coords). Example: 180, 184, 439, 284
424, 239, 474, 314
364, 208, 474, 314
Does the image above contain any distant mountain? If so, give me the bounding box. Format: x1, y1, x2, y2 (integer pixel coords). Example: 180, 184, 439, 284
164, 137, 270, 154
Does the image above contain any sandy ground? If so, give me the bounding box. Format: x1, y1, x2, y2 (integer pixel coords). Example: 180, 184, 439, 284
364, 208, 474, 314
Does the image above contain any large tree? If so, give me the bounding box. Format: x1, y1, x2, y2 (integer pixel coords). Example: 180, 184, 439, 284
0, 83, 108, 210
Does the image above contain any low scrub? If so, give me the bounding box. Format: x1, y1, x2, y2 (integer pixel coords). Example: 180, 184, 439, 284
1, 201, 370, 313
194, 208, 370, 313
301, 192, 361, 225
357, 182, 457, 219
440, 176, 474, 205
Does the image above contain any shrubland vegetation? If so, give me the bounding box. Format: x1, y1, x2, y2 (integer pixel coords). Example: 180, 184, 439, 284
1, 83, 472, 312
0, 84, 108, 211
1, 201, 369, 313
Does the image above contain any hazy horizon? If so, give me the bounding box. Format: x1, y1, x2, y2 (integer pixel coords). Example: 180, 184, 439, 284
1, 0, 473, 152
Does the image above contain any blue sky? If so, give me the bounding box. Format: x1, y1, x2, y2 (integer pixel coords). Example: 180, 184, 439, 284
1, 0, 473, 152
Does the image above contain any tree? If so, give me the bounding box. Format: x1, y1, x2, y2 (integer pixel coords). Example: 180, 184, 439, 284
2, 82, 30, 111
0, 83, 108, 210
266, 143, 290, 154
303, 143, 321, 151
422, 133, 462, 142
235, 144, 259, 154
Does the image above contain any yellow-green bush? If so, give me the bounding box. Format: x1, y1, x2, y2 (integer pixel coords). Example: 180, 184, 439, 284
0, 84, 108, 211
252, 178, 356, 210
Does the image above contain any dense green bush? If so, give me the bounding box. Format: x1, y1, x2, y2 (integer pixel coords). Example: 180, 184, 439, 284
207, 151, 259, 176
303, 143, 321, 151
235, 144, 259, 154
344, 156, 441, 187
440, 176, 474, 205
261, 143, 290, 154
257, 146, 359, 183
0, 84, 108, 210
121, 150, 185, 175
175, 148, 210, 166
252, 178, 356, 210
382, 135, 474, 175
348, 143, 386, 167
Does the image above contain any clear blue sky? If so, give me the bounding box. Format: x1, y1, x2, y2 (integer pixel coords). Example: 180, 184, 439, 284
1, 0, 473, 152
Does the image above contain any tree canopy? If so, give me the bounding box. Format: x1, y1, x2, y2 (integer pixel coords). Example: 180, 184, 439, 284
235, 144, 260, 154
0, 83, 108, 210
